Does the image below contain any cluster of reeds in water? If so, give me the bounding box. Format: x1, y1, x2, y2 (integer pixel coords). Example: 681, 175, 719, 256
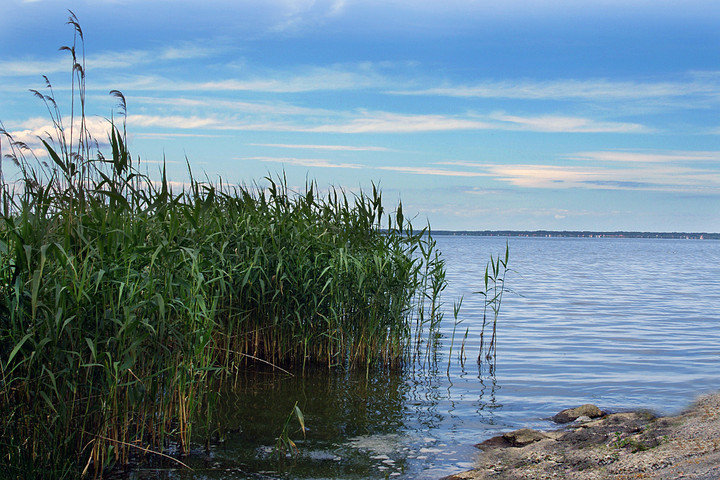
0, 14, 454, 479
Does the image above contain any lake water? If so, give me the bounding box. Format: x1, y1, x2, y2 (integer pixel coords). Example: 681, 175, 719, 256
126, 235, 720, 479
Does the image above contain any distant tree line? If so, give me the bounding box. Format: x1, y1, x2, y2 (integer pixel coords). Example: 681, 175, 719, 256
433, 230, 720, 240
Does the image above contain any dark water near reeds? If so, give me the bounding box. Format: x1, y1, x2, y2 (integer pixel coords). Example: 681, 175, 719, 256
127, 236, 720, 479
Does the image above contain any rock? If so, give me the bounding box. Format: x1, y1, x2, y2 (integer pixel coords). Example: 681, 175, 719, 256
552, 404, 603, 423
502, 428, 549, 447
474, 434, 511, 450
475, 428, 550, 450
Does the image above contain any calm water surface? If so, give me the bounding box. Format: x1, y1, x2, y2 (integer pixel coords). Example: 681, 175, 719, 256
128, 236, 720, 479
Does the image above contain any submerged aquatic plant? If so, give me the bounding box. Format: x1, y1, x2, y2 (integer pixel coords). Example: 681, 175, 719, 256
275, 402, 306, 456
0, 12, 449, 478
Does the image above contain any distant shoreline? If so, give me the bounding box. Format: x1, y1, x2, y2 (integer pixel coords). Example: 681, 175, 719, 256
432, 230, 720, 240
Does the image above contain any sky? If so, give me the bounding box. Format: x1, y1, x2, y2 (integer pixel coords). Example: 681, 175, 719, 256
1, 0, 719, 232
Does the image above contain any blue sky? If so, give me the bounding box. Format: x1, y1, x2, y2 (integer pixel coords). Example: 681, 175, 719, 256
2, 0, 719, 232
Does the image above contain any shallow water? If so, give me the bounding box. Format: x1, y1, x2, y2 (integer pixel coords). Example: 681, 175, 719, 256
126, 236, 720, 479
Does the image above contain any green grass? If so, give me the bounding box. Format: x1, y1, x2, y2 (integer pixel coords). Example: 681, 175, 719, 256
0, 13, 451, 478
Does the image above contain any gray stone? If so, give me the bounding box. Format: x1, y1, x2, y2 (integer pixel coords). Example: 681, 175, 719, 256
553, 404, 603, 424
475, 434, 510, 450
501, 428, 549, 447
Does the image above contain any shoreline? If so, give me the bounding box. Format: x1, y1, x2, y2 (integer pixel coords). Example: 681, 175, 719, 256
442, 392, 720, 479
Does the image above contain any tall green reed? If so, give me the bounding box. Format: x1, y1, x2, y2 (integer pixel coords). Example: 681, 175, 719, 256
476, 242, 510, 372
0, 12, 448, 478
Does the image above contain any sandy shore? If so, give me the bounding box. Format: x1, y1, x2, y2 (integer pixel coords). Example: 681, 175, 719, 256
443, 392, 720, 480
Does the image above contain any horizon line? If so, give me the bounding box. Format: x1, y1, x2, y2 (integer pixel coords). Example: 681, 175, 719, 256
429, 229, 719, 238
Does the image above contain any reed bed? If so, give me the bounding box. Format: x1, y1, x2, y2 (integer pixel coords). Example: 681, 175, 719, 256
0, 13, 448, 478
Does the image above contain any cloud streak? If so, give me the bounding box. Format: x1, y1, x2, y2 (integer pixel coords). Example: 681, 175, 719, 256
391, 77, 720, 101
304, 113, 494, 133
566, 150, 720, 163
96, 64, 391, 94
250, 143, 389, 151
241, 155, 363, 169
377, 165, 491, 177
121, 109, 647, 135
437, 160, 720, 193
113, 108, 652, 136
86, 68, 720, 106
128, 114, 224, 130
131, 96, 331, 116
490, 113, 648, 133
0, 45, 216, 77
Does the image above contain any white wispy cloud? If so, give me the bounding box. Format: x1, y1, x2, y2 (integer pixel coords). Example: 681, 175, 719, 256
305, 112, 494, 133
123, 111, 489, 134
489, 113, 648, 133
566, 150, 720, 163
130, 96, 332, 116
250, 143, 389, 151
0, 58, 69, 77
241, 155, 363, 169
98, 62, 391, 93
391, 77, 720, 101
158, 44, 216, 61
189, 66, 384, 93
134, 132, 227, 139
302, 111, 646, 134
127, 114, 225, 130
439, 158, 720, 193
481, 164, 609, 188
110, 110, 651, 135
3, 116, 114, 155
240, 156, 494, 177
0, 45, 217, 77
100, 67, 719, 106
269, 0, 349, 32
123, 114, 299, 132
462, 187, 511, 196
377, 166, 491, 177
